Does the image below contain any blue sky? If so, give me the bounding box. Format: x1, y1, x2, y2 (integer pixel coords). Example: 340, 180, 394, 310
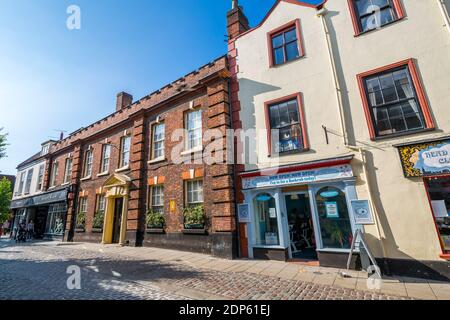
0, 0, 321, 174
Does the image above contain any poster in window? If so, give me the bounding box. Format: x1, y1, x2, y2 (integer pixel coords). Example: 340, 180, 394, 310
325, 202, 339, 218
265, 232, 278, 245
269, 208, 277, 218
351, 200, 374, 225
238, 203, 251, 223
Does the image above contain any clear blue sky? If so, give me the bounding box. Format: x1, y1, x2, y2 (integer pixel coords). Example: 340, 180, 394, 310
0, 0, 321, 175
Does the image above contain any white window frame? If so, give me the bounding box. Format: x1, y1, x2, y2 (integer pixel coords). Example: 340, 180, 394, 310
37, 164, 45, 191
24, 169, 33, 194
63, 158, 73, 184
79, 197, 88, 214
18, 172, 26, 195
120, 136, 131, 168
96, 194, 106, 213
185, 110, 202, 151
151, 123, 165, 160
50, 162, 59, 187
150, 185, 164, 213
83, 150, 93, 178
186, 179, 204, 206
100, 144, 111, 173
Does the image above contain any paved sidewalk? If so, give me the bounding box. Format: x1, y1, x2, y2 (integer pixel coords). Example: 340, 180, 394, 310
65, 242, 450, 300
1, 239, 449, 300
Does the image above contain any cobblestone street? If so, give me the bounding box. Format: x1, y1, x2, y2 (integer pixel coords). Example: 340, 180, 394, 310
0, 239, 443, 300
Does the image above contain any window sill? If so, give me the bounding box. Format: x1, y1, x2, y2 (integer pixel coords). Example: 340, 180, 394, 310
61, 182, 70, 186
181, 147, 203, 156
80, 176, 92, 182
146, 228, 165, 234
370, 127, 435, 142
97, 172, 109, 177
269, 55, 304, 68
115, 166, 130, 173
48, 186, 56, 190
148, 157, 166, 165
182, 228, 207, 235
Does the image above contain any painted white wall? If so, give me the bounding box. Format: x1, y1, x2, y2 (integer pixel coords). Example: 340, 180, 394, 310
12, 159, 46, 200
235, 0, 450, 261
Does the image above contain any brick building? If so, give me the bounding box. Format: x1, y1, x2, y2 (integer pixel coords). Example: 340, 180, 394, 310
42, 56, 237, 258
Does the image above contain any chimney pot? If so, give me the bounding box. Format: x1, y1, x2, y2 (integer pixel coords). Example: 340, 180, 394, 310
116, 91, 133, 111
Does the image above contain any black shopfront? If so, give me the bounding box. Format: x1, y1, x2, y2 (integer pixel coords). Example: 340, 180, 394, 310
10, 188, 69, 240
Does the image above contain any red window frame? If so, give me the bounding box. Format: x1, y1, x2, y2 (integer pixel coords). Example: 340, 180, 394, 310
347, 0, 405, 36
356, 58, 434, 140
423, 174, 450, 260
267, 19, 305, 67
264, 92, 309, 157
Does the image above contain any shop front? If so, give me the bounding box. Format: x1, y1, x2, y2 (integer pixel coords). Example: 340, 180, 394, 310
397, 138, 450, 260
239, 156, 364, 268
10, 188, 69, 240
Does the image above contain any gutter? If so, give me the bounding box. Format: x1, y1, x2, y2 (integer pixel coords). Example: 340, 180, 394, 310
437, 0, 450, 35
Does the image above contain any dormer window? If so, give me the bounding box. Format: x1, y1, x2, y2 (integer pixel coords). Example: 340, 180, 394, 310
41, 144, 50, 156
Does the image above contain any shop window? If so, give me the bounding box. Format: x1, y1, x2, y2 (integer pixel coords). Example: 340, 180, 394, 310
315, 187, 353, 249
100, 144, 111, 173
348, 0, 405, 35
267, 19, 304, 67
24, 169, 33, 194
64, 158, 73, 184
119, 136, 131, 168
357, 59, 434, 139
185, 110, 202, 151
45, 203, 67, 236
151, 123, 165, 160
254, 193, 280, 246
425, 177, 450, 255
265, 93, 308, 156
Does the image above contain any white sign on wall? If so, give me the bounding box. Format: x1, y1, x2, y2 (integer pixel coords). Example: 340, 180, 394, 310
238, 203, 251, 223
242, 165, 353, 190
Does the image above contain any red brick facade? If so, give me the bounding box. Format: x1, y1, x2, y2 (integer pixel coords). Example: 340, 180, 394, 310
43, 56, 237, 258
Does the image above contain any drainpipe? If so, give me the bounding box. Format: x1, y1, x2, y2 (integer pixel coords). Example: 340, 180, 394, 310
437, 0, 450, 35
316, 7, 388, 262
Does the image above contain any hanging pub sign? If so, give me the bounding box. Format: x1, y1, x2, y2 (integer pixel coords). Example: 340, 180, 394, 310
397, 139, 450, 177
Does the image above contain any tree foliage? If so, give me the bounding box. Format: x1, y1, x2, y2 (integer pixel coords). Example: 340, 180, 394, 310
0, 128, 7, 159
0, 177, 12, 223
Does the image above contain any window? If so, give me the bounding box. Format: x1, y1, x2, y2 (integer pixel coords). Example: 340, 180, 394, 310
93, 195, 106, 229
83, 150, 93, 178
265, 93, 308, 155
186, 180, 203, 206
186, 110, 202, 151
77, 197, 88, 228
315, 187, 353, 249
45, 203, 67, 236
358, 59, 434, 139
18, 172, 26, 195
24, 169, 33, 194
150, 185, 164, 213
50, 162, 59, 187
96, 195, 106, 213
268, 19, 303, 67
119, 136, 131, 168
151, 123, 165, 160
349, 0, 404, 34
100, 144, 111, 173
254, 193, 280, 246
41, 144, 50, 156
37, 165, 45, 191
63, 158, 72, 184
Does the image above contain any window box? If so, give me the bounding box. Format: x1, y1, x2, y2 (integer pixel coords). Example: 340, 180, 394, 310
182, 228, 207, 235
146, 228, 165, 234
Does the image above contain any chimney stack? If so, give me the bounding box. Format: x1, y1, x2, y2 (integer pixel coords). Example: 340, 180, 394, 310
116, 91, 133, 111
227, 0, 250, 40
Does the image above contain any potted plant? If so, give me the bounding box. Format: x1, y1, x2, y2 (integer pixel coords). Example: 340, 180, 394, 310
146, 210, 165, 233
75, 212, 86, 232
183, 204, 205, 231
92, 211, 104, 233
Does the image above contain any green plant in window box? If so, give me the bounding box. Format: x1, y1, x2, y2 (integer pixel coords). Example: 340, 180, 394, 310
183, 204, 205, 229
146, 210, 165, 229
75, 212, 86, 231
92, 211, 104, 230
